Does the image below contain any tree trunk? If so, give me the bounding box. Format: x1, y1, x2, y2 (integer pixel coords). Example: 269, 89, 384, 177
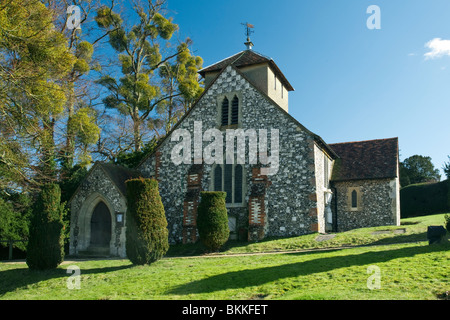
64, 102, 75, 171
133, 107, 141, 153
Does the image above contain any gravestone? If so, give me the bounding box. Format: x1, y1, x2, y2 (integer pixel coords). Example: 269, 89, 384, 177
427, 226, 447, 245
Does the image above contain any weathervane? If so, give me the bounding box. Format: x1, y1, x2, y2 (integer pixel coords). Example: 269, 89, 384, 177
241, 22, 254, 50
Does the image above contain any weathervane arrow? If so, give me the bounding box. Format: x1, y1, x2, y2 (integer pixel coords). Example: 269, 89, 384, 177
241, 22, 255, 49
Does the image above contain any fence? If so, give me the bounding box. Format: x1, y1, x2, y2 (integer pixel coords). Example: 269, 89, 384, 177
0, 239, 28, 260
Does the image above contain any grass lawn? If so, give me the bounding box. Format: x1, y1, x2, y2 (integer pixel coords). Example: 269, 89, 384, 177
0, 214, 448, 300
167, 213, 449, 256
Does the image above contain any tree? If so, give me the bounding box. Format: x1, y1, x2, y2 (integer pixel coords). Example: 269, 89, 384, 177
41, 0, 110, 177
95, 0, 203, 153
150, 41, 203, 136
0, 0, 75, 190
125, 178, 168, 265
115, 137, 158, 169
0, 193, 31, 251
197, 192, 230, 252
26, 184, 66, 270
400, 155, 441, 187
443, 156, 450, 180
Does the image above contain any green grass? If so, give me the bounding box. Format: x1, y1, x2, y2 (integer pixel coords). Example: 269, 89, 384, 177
0, 214, 449, 300
168, 213, 448, 256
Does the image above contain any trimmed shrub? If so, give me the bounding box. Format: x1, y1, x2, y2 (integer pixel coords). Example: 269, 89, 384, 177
125, 178, 168, 265
26, 184, 65, 270
400, 180, 449, 218
197, 191, 229, 252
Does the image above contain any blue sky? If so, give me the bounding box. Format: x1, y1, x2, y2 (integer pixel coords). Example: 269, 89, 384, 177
164, 0, 450, 177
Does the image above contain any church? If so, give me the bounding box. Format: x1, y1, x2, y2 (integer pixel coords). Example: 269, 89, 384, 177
69, 42, 401, 258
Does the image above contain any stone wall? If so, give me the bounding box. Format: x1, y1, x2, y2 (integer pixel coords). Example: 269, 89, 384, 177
138, 65, 321, 243
313, 144, 334, 233
333, 178, 400, 232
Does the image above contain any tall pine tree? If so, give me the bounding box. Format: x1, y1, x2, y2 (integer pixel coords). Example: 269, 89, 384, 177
0, 0, 75, 189
95, 0, 203, 152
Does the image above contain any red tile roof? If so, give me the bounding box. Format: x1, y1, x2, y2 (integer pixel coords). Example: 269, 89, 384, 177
329, 138, 399, 181
198, 50, 294, 91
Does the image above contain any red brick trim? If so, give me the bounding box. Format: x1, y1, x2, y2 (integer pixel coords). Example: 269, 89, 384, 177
309, 207, 318, 217
308, 193, 318, 202
248, 167, 271, 241
182, 165, 203, 244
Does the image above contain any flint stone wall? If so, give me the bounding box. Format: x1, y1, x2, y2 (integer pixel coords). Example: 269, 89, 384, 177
138, 65, 320, 243
333, 178, 400, 232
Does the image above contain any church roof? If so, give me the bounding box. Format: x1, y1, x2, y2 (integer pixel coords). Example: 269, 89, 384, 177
329, 138, 399, 182
97, 163, 141, 196
198, 50, 295, 91
68, 162, 141, 203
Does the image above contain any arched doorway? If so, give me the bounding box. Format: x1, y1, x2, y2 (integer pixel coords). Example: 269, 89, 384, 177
90, 201, 111, 250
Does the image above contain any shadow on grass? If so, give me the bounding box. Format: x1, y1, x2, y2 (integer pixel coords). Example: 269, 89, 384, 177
166, 235, 319, 257
167, 242, 449, 296
370, 232, 428, 245
0, 262, 133, 296
166, 239, 263, 257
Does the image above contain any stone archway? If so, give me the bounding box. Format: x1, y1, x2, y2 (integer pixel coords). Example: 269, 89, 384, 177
74, 192, 117, 256
90, 201, 112, 249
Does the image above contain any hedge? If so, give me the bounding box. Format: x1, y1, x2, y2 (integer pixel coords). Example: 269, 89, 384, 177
400, 180, 449, 218
125, 178, 168, 265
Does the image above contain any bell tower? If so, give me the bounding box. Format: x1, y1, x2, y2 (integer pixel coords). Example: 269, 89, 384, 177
198, 24, 294, 112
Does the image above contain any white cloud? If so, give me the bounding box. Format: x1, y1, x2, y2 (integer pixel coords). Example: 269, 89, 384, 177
424, 38, 450, 59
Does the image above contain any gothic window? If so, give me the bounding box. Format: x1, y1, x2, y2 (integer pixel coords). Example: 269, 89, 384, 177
231, 95, 239, 125
221, 97, 229, 126
220, 94, 240, 127
348, 187, 362, 211
212, 164, 244, 205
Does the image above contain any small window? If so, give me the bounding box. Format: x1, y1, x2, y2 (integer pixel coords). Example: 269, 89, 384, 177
274, 74, 277, 90
351, 190, 358, 208
348, 187, 362, 211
